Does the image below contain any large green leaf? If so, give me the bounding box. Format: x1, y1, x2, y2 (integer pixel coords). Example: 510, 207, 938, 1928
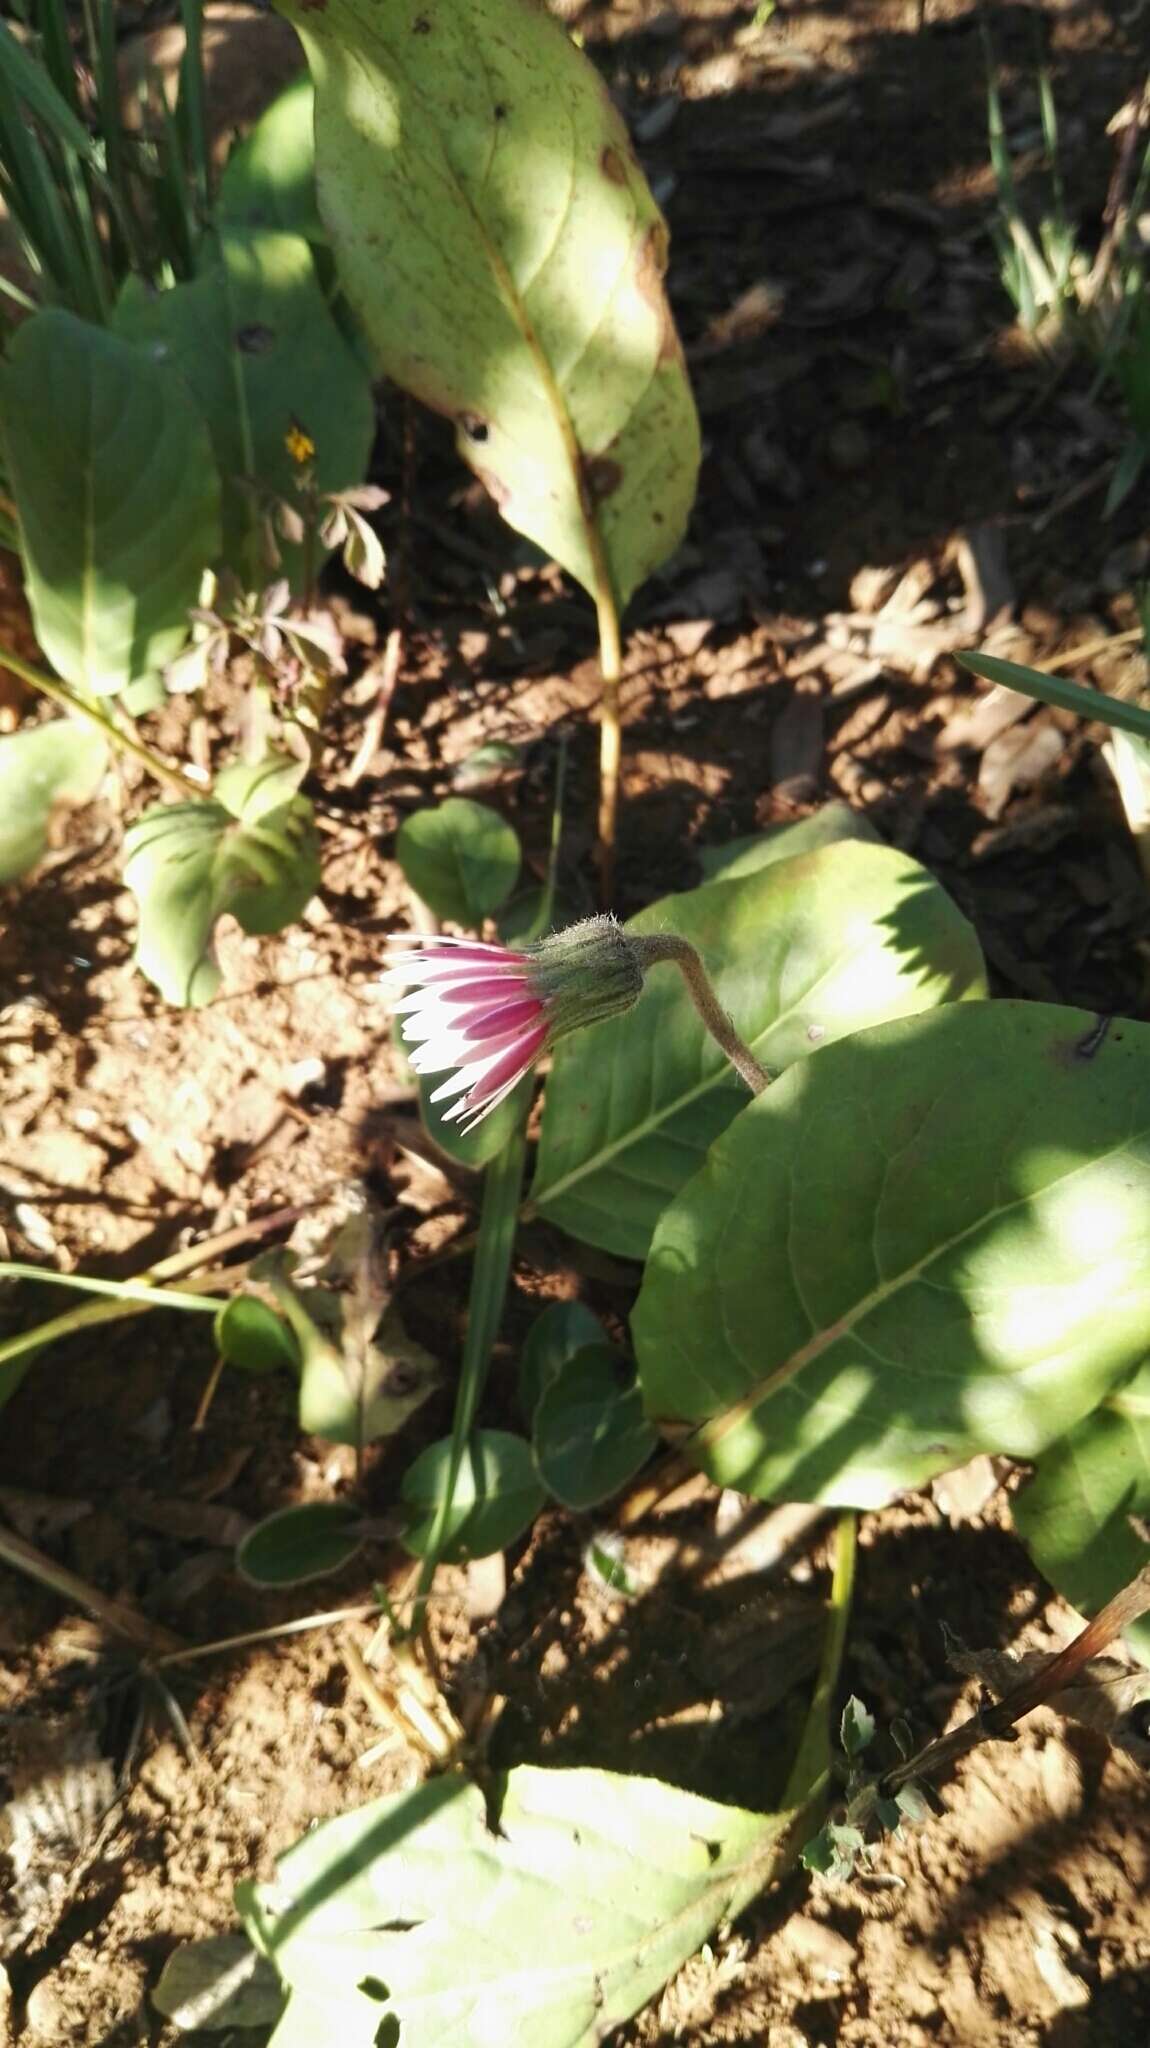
1, 310, 220, 693
241, 1766, 789, 2048
115, 229, 374, 587
276, 0, 699, 608
531, 841, 985, 1260
218, 75, 324, 242
0, 720, 107, 883
634, 1002, 1150, 1509
1013, 1364, 1150, 1665
697, 802, 881, 886
123, 755, 319, 1006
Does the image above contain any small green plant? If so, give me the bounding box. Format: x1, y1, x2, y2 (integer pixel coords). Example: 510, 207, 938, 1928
0, 13, 379, 999
985, 54, 1150, 509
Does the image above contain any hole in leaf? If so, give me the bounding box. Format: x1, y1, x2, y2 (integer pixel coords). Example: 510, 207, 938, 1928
236, 323, 276, 354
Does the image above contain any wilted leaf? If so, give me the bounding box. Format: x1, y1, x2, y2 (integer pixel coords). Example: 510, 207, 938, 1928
533, 1345, 656, 1510
396, 798, 520, 925
2, 310, 220, 693
533, 841, 985, 1260
278, 0, 699, 607
635, 1003, 1150, 1508
153, 1935, 287, 2032
241, 1766, 790, 2048
123, 758, 319, 1005
256, 1246, 439, 1448
1013, 1361, 1150, 1666
237, 1501, 366, 1587
115, 230, 374, 589
401, 1429, 544, 1562
0, 720, 107, 883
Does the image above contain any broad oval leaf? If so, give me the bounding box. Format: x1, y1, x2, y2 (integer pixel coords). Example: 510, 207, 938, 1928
533, 1345, 656, 1511
532, 840, 985, 1260
115, 229, 374, 590
123, 770, 319, 1006
696, 801, 881, 886
519, 1299, 606, 1423
218, 74, 324, 243
1, 309, 220, 693
396, 797, 520, 925
237, 1501, 365, 1587
634, 1002, 1150, 1509
0, 719, 107, 883
215, 1295, 299, 1377
401, 1429, 544, 1562
278, 0, 699, 606
1013, 1364, 1150, 1665
241, 1766, 787, 2048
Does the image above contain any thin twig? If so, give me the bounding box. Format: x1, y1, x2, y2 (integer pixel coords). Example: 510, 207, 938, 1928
1083, 78, 1150, 308
0, 1524, 184, 1657
595, 581, 623, 905
880, 1561, 1150, 1797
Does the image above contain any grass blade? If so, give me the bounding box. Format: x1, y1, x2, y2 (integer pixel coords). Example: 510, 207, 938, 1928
34, 0, 82, 121
0, 14, 97, 161
176, 0, 210, 225
959, 649, 1150, 740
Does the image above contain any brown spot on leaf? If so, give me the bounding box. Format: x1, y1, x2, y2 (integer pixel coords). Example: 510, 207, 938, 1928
632, 221, 681, 363
300, 0, 327, 10
459, 413, 489, 445
413, 11, 432, 29
582, 454, 624, 506
236, 323, 275, 354
600, 145, 626, 185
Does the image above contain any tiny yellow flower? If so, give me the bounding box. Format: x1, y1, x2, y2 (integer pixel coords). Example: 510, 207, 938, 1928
285, 422, 316, 465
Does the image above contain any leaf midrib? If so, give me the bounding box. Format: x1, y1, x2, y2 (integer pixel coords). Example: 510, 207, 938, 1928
689, 1120, 1144, 1462
532, 935, 877, 1216
320, 4, 631, 608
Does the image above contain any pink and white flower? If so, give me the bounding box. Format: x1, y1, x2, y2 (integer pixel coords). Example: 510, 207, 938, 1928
384, 918, 645, 1132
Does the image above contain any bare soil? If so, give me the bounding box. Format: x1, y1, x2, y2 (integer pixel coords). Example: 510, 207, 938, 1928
2, 0, 1150, 2043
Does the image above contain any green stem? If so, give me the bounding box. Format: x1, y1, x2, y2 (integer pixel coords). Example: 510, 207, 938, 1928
0, 641, 204, 797
525, 733, 569, 943
782, 1509, 857, 1812
413, 1115, 529, 1606
0, 1262, 220, 1313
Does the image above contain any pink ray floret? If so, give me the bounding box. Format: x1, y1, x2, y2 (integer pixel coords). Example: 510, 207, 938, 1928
383, 935, 549, 1131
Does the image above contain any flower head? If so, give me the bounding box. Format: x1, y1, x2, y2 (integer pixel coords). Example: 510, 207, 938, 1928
384, 916, 644, 1132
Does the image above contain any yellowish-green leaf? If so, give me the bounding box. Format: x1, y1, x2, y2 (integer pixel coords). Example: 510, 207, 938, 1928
276, 0, 699, 608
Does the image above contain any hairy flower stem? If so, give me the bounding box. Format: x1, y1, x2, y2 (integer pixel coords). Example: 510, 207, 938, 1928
633, 935, 771, 1095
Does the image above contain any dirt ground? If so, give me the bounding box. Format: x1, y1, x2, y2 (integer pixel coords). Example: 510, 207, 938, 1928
2, 0, 1150, 2042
